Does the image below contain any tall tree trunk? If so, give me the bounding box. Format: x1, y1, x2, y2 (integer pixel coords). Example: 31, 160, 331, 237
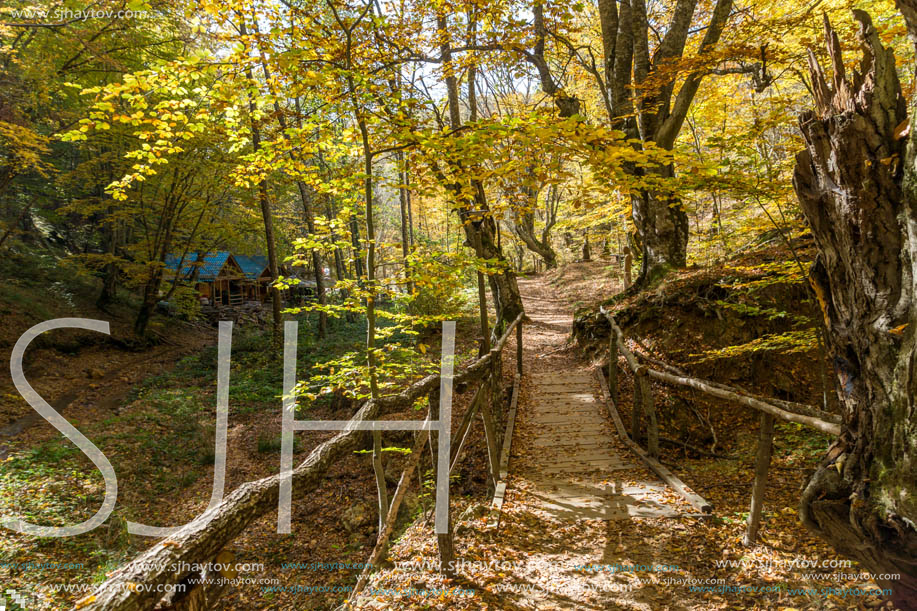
631, 167, 689, 284
97, 210, 119, 310
255, 169, 282, 343
530, 0, 732, 287
294, 181, 328, 338
349, 212, 364, 279
793, 11, 917, 607
406, 157, 415, 252
265, 88, 327, 338
239, 16, 282, 344
513, 179, 558, 269
135, 242, 170, 338
326, 197, 347, 281
135, 190, 180, 337
134, 269, 162, 338
397, 150, 412, 292
437, 13, 524, 328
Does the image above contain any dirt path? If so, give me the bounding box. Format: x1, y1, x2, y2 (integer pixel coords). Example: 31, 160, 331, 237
0, 326, 212, 457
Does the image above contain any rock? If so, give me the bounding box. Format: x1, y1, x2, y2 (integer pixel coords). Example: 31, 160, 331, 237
341, 501, 373, 533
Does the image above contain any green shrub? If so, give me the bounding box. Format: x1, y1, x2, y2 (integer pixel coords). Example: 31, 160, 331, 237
170, 284, 202, 320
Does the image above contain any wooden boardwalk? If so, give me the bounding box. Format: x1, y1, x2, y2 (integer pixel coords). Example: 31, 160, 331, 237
522, 371, 679, 520
508, 280, 685, 523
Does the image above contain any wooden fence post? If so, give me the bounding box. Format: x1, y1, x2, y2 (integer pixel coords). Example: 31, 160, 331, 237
480, 385, 501, 489
608, 325, 618, 405
744, 412, 775, 546
516, 320, 523, 377
371, 430, 388, 532
429, 387, 456, 576
638, 368, 659, 458
632, 372, 644, 445
491, 354, 504, 436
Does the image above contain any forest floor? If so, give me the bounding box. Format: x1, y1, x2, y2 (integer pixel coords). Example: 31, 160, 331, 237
0, 254, 902, 610
357, 258, 898, 611
0, 269, 492, 610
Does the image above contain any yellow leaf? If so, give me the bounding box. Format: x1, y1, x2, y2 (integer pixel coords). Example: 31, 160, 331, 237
889, 323, 908, 336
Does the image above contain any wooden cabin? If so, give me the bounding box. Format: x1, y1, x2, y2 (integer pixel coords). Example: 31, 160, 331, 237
234, 255, 271, 302
164, 252, 252, 306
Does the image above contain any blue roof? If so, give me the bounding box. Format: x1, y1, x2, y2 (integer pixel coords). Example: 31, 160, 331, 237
164, 252, 234, 281
235, 255, 269, 280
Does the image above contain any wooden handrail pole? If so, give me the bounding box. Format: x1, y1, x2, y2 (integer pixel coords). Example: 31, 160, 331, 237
429, 387, 456, 577
744, 412, 775, 546
638, 369, 659, 458
516, 320, 523, 376
608, 325, 618, 405
480, 386, 501, 489
632, 368, 645, 446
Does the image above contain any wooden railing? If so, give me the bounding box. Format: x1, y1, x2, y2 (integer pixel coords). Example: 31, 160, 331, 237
76, 314, 523, 611
598, 306, 841, 543
348, 312, 523, 600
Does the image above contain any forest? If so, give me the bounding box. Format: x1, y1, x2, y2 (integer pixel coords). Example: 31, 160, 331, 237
1, 0, 916, 609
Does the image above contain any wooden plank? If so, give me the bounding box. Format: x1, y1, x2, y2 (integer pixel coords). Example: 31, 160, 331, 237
529, 407, 598, 416
594, 368, 712, 514
534, 413, 606, 424
532, 441, 614, 450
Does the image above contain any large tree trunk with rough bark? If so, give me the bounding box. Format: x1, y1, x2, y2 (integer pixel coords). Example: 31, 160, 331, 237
631, 166, 689, 284
458, 184, 524, 327
793, 10, 917, 608
543, 0, 732, 287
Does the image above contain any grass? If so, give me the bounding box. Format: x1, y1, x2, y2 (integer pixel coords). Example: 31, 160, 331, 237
103, 387, 215, 494
773, 421, 831, 465
0, 442, 103, 529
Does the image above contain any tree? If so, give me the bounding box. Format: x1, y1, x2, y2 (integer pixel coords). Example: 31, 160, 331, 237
793, 9, 917, 606
238, 15, 283, 344
528, 0, 733, 285
0, 0, 191, 251
429, 10, 525, 328
512, 178, 559, 269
